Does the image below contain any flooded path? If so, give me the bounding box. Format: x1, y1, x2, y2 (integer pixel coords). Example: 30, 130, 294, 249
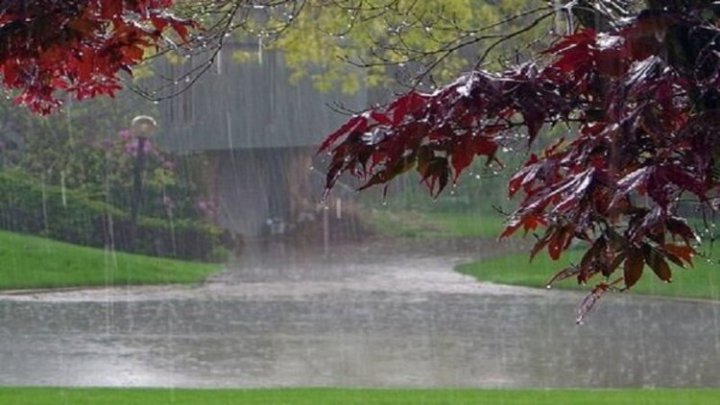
1, 238, 719, 388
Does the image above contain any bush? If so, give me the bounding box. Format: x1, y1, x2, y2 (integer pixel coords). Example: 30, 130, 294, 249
0, 170, 236, 262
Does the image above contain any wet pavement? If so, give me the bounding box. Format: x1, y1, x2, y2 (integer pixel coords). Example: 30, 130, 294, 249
1, 238, 719, 388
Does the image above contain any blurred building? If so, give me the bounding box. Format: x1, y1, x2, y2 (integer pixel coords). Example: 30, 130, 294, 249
155, 44, 368, 238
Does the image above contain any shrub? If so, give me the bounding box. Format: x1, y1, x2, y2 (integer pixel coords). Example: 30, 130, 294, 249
0, 170, 236, 261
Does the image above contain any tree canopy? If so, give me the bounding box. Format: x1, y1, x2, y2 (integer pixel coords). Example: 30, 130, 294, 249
0, 1, 535, 111
258, 0, 530, 93
0, 0, 194, 113
319, 0, 720, 321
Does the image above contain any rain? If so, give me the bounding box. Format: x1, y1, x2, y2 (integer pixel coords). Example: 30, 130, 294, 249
0, 1, 719, 403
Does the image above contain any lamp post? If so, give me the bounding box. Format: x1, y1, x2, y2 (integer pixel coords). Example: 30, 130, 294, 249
128, 115, 157, 250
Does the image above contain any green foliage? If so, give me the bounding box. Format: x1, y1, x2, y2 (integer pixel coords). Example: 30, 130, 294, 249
366, 208, 506, 239
0, 170, 233, 261
0, 388, 718, 405
0, 95, 147, 189
240, 0, 542, 93
0, 230, 219, 290
359, 156, 520, 240
0, 93, 217, 224
357, 143, 527, 219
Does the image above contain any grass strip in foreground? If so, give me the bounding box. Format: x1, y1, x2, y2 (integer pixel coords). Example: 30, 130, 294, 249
0, 388, 718, 404
456, 245, 720, 300
0, 230, 220, 290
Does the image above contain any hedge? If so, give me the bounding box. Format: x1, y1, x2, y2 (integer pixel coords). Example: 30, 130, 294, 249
0, 170, 236, 261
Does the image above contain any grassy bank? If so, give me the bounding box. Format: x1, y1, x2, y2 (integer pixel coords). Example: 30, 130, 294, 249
0, 230, 220, 290
0, 388, 718, 404
367, 209, 506, 239
456, 244, 720, 300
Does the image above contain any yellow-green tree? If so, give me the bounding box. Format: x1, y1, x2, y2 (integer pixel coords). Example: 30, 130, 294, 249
185, 1, 547, 95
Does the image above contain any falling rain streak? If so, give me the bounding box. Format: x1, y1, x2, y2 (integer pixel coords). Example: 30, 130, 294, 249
0, 0, 718, 396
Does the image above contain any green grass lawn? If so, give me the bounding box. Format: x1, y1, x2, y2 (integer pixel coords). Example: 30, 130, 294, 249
456, 243, 720, 300
0, 230, 221, 290
1, 388, 718, 404
367, 209, 507, 239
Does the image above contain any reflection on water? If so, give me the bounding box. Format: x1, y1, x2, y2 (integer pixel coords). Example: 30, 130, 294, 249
0, 240, 719, 388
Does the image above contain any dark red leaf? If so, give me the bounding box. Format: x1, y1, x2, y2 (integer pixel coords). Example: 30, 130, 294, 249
508, 155, 539, 198
546, 265, 580, 288
576, 283, 609, 325
522, 214, 546, 234
623, 249, 644, 289
666, 217, 697, 244
609, 167, 651, 210
664, 243, 695, 267
450, 137, 475, 181
389, 92, 427, 125
319, 115, 366, 152
547, 228, 572, 260
658, 165, 707, 200
370, 111, 392, 126
500, 217, 524, 240
473, 136, 499, 163
518, 104, 545, 143
528, 227, 552, 259
171, 19, 191, 42
643, 245, 672, 283
419, 157, 450, 197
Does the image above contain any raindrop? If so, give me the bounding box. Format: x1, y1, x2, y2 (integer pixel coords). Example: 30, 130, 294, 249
60, 171, 67, 207
257, 37, 263, 64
